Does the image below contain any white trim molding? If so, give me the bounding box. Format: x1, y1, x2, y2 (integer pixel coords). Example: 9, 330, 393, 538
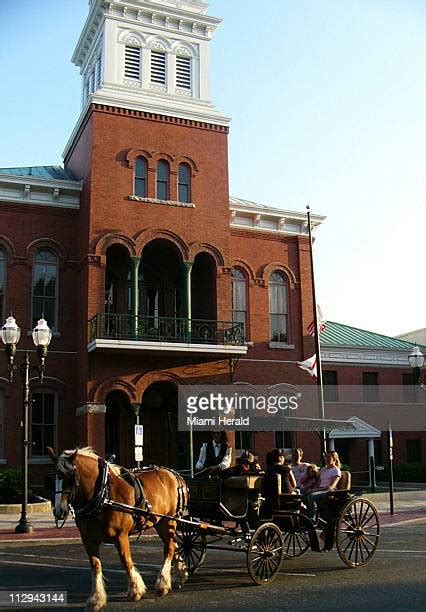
87, 338, 248, 356
76, 403, 107, 416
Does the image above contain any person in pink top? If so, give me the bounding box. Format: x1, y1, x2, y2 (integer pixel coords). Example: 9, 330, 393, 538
305, 451, 341, 520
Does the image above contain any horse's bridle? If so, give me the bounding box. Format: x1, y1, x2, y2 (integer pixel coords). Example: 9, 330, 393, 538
54, 460, 80, 527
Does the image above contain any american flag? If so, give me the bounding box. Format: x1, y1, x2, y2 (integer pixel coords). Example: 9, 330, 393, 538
307, 320, 326, 336
307, 305, 326, 336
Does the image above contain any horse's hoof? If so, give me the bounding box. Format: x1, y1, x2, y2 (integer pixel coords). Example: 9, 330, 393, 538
127, 592, 143, 602
157, 587, 170, 597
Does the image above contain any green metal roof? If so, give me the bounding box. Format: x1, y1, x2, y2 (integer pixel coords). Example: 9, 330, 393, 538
0, 165, 78, 182
321, 321, 422, 350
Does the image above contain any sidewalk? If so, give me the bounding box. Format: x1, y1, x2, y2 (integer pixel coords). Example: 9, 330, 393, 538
0, 490, 425, 545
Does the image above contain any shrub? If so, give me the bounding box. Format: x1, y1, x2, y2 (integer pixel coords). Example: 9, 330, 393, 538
0, 468, 22, 500
341, 463, 351, 472
382, 463, 426, 482
392, 463, 426, 483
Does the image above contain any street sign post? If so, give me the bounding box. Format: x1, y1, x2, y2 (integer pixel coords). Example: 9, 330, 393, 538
135, 425, 143, 467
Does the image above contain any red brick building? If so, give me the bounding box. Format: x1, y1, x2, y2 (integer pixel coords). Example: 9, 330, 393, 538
0, 1, 422, 491
0, 0, 324, 490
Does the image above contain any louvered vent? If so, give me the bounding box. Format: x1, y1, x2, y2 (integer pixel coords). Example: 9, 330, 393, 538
151, 51, 166, 84
125, 46, 141, 79
176, 56, 191, 89
96, 56, 102, 89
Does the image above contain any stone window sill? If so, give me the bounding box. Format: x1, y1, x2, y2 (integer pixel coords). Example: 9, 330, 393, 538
269, 342, 295, 350
128, 195, 195, 208
29, 458, 52, 465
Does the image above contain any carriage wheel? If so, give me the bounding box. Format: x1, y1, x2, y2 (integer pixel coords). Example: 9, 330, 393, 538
247, 523, 285, 585
175, 525, 206, 575
336, 497, 380, 568
282, 529, 310, 558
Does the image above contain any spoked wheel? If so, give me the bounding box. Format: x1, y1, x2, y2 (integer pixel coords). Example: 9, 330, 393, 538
282, 529, 310, 558
247, 522, 285, 585
175, 525, 206, 575
336, 497, 380, 568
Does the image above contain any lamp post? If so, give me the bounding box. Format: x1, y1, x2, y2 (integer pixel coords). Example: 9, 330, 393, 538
408, 345, 424, 387
1, 315, 52, 533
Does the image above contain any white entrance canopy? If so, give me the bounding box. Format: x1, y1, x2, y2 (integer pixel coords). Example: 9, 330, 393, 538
328, 416, 381, 439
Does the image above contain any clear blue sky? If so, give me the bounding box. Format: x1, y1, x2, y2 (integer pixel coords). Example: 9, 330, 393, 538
1, 0, 425, 337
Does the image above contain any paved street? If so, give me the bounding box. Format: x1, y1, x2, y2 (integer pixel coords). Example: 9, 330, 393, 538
0, 522, 425, 611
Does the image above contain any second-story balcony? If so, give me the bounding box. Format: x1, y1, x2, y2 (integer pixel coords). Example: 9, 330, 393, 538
88, 313, 248, 356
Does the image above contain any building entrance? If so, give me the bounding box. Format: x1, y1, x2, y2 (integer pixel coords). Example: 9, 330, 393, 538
105, 390, 133, 466
140, 381, 189, 470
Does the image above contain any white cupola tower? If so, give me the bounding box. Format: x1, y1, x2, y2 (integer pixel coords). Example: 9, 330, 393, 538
71, 0, 229, 125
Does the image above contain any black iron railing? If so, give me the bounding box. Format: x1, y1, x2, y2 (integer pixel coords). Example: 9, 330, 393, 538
89, 313, 245, 346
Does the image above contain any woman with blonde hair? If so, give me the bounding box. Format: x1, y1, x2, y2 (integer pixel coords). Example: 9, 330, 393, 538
305, 451, 341, 520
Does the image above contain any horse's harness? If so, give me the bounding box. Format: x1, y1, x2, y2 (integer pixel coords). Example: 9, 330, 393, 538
55, 456, 188, 531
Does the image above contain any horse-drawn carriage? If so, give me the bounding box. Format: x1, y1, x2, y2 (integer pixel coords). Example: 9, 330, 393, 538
48, 443, 380, 610
176, 469, 380, 584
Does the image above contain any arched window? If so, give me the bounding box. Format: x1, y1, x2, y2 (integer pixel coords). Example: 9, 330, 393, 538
134, 157, 148, 197
178, 163, 191, 203
269, 271, 288, 343
0, 248, 5, 325
232, 268, 247, 337
157, 160, 170, 200
32, 248, 58, 329
31, 390, 56, 457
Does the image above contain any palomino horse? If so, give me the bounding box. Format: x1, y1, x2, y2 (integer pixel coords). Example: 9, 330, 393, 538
47, 447, 188, 612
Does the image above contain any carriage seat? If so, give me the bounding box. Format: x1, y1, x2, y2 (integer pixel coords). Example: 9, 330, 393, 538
336, 470, 351, 492
222, 475, 263, 490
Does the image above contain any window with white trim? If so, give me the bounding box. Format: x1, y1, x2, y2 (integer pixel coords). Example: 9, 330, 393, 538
125, 45, 141, 80
269, 271, 288, 343
151, 50, 166, 85
176, 55, 191, 89
0, 248, 5, 326
31, 391, 56, 457
232, 268, 247, 336
32, 248, 58, 330
135, 157, 148, 197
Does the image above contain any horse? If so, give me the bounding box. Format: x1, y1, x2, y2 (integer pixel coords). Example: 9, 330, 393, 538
47, 446, 189, 612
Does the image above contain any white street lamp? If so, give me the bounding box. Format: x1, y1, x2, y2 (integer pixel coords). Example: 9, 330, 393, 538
1, 315, 52, 533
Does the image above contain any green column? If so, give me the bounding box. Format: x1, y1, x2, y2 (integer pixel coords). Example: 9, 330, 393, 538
182, 261, 193, 342
129, 256, 141, 339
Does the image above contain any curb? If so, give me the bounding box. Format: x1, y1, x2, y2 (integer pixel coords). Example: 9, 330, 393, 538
0, 500, 51, 514
0, 533, 159, 547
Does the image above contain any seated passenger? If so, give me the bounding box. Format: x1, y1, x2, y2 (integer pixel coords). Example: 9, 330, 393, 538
290, 447, 310, 489
305, 451, 341, 520
300, 464, 319, 495
220, 450, 262, 479
195, 431, 232, 475
262, 449, 297, 513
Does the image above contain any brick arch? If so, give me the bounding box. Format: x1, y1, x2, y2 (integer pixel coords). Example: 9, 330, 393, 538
126, 149, 153, 169
231, 259, 256, 283
91, 378, 137, 404
176, 156, 199, 174
0, 235, 17, 263
93, 233, 136, 258
151, 152, 175, 164
135, 229, 189, 260
133, 370, 187, 401
26, 238, 67, 268
188, 243, 225, 267
261, 262, 297, 288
